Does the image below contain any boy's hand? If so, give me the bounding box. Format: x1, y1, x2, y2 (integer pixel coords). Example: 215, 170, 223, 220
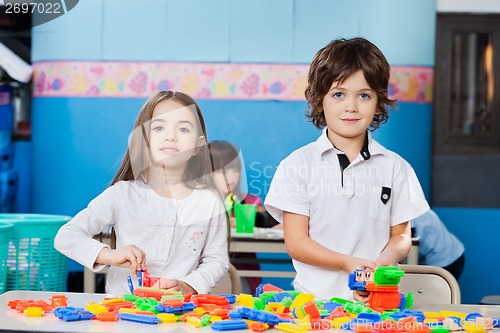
344, 256, 376, 274
375, 254, 397, 267
96, 245, 147, 272
152, 279, 197, 294
346, 257, 376, 304
353, 290, 370, 303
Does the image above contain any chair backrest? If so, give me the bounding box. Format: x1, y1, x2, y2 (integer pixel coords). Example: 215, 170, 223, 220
399, 264, 461, 305
210, 263, 242, 295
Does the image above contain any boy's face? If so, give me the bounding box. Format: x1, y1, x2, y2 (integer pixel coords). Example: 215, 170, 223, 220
322, 70, 378, 146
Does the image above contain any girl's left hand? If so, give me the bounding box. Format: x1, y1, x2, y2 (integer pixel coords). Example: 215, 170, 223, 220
152, 278, 197, 294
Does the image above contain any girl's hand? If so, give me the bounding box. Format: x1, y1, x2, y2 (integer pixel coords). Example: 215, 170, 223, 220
152, 278, 197, 294
96, 245, 147, 272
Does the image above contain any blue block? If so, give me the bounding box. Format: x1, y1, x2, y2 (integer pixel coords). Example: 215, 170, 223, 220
117, 313, 161, 324
323, 301, 342, 313
211, 319, 248, 331
465, 312, 483, 322
273, 292, 293, 302
358, 313, 382, 323
218, 294, 237, 304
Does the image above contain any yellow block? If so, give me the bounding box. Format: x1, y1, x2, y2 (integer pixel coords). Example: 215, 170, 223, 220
100, 297, 124, 304
118, 308, 140, 314
439, 311, 466, 319
424, 318, 439, 323
23, 307, 45, 317
236, 294, 254, 308
289, 294, 315, 310
423, 311, 441, 318
265, 302, 285, 313
464, 321, 486, 333
85, 303, 109, 315
275, 322, 307, 333
157, 313, 178, 323
332, 316, 351, 328
210, 315, 222, 323
186, 316, 201, 328
193, 307, 206, 314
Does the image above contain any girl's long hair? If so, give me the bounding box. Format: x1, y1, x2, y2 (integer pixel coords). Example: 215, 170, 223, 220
111, 91, 212, 188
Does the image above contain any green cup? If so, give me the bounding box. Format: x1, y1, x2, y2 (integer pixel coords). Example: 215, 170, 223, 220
234, 204, 257, 234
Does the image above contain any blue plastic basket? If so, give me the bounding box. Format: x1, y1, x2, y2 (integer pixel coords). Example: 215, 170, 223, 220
0, 221, 13, 293
0, 214, 71, 291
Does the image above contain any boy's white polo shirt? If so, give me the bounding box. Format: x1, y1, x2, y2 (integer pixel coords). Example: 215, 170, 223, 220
265, 128, 429, 301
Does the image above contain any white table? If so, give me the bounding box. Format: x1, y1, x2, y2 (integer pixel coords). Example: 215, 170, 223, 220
2, 291, 500, 333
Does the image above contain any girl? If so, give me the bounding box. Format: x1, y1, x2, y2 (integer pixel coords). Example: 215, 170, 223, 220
55, 91, 229, 295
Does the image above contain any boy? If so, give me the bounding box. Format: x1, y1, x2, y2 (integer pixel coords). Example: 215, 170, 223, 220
264, 37, 429, 301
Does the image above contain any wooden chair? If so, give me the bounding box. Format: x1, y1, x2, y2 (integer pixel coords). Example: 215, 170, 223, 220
210, 263, 242, 295
399, 264, 461, 305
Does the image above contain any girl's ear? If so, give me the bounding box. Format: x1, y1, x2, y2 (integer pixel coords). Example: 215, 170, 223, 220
197, 135, 206, 147
191, 136, 206, 156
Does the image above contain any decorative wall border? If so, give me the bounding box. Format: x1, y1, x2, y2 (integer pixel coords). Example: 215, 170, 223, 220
33, 62, 433, 102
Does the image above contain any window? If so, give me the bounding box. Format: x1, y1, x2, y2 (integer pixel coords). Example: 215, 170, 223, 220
434, 14, 500, 154
433, 14, 500, 208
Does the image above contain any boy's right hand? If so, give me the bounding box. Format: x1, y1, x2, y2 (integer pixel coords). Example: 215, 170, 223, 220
96, 245, 147, 272
347, 256, 376, 304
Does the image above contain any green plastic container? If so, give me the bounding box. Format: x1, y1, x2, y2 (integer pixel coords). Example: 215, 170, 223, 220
0, 221, 13, 293
0, 214, 71, 292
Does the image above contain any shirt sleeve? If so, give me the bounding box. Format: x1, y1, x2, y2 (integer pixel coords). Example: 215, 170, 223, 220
243, 194, 262, 206
54, 184, 120, 272
389, 160, 430, 226
264, 154, 310, 223
180, 195, 229, 293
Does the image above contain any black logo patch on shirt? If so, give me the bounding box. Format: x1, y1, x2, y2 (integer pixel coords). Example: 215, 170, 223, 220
381, 187, 391, 204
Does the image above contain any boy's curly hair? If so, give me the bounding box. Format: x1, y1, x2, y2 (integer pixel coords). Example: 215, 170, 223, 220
305, 37, 396, 130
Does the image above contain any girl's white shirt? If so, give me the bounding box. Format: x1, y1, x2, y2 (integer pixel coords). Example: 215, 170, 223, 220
54, 180, 229, 295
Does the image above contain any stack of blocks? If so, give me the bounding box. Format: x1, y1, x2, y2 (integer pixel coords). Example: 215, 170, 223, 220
0, 85, 18, 213
348, 266, 413, 312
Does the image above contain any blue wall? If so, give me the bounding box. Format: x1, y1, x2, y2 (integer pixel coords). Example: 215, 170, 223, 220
31, 0, 436, 211
32, 0, 500, 303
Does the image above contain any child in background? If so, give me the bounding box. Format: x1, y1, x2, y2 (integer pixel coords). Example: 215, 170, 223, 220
265, 37, 430, 301
208, 141, 260, 217
55, 91, 229, 296
412, 209, 465, 281
208, 141, 280, 294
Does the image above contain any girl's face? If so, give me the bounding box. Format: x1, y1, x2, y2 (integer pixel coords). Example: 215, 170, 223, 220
213, 168, 240, 197
322, 70, 378, 146
149, 99, 205, 168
